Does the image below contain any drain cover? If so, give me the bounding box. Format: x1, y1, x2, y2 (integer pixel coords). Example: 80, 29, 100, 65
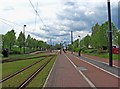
77, 67, 87, 71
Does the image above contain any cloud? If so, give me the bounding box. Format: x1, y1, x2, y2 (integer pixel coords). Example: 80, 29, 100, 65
52, 0, 118, 41
53, 33, 70, 37
27, 31, 55, 39
57, 0, 118, 30
3, 6, 15, 11
0, 0, 118, 44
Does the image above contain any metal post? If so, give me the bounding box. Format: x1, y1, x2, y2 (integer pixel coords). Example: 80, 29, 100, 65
78, 35, 81, 56
78, 36, 80, 48
107, 0, 113, 67
118, 2, 120, 63
23, 25, 26, 54
71, 31, 73, 54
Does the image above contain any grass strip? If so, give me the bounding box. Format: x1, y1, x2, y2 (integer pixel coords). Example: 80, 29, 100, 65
82, 53, 118, 60
2, 52, 52, 61
26, 55, 57, 87
2, 56, 51, 87
2, 58, 43, 78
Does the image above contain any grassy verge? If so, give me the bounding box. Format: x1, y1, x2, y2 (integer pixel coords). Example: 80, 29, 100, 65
2, 52, 53, 61
83, 53, 118, 60
2, 58, 44, 78
2, 56, 51, 87
2, 54, 31, 60
27, 55, 57, 87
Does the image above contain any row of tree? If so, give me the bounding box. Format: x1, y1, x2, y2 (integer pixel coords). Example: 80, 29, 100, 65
70, 21, 120, 52
2, 29, 49, 53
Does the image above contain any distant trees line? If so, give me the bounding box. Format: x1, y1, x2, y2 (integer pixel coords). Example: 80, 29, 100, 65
69, 21, 120, 53
1, 29, 49, 54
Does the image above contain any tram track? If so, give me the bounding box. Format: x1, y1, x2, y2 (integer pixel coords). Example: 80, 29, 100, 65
1, 55, 54, 83
17, 56, 54, 89
2, 54, 54, 63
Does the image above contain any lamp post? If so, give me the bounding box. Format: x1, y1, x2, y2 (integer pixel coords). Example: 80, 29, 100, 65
78, 35, 80, 48
71, 31, 73, 54
23, 25, 26, 54
107, 0, 113, 67
78, 35, 81, 56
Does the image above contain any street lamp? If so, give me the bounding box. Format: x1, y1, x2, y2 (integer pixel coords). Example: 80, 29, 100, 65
23, 25, 26, 54
78, 35, 80, 48
78, 35, 81, 56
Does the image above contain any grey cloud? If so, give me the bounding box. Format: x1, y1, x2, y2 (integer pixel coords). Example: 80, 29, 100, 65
25, 1, 119, 43
52, 33, 70, 36
57, 1, 118, 33
64, 1, 76, 6
27, 31, 55, 39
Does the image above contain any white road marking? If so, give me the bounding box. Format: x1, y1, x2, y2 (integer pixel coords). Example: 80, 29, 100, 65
74, 55, 120, 79
65, 54, 96, 89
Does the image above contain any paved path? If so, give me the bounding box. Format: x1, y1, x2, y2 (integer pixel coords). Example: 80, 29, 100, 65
73, 52, 120, 68
82, 54, 120, 67
66, 53, 119, 88
79, 56, 120, 77
45, 54, 91, 87
45, 52, 119, 88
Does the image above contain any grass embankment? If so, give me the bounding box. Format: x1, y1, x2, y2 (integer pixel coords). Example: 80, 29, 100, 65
2, 58, 44, 78
2, 52, 56, 78
27, 55, 57, 87
81, 49, 119, 60
2, 52, 50, 61
4, 46, 39, 55
2, 56, 52, 87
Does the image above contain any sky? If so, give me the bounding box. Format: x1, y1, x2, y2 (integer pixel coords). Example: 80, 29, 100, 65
0, 0, 119, 44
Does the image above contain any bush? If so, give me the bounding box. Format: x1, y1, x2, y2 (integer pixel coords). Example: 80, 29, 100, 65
82, 49, 98, 54
73, 48, 80, 52
9, 50, 21, 54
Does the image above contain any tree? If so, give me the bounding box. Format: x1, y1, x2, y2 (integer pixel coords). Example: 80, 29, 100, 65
17, 31, 25, 52
112, 24, 119, 46
53, 44, 61, 50
3, 29, 16, 50
97, 22, 109, 50
82, 35, 91, 48
2, 35, 5, 48
26, 34, 31, 48
0, 34, 2, 50
118, 32, 120, 46
90, 23, 100, 49
73, 39, 79, 48
90, 21, 118, 51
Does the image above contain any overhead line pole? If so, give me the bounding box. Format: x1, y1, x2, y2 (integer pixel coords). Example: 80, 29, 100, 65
71, 31, 73, 54
107, 0, 113, 67
28, 0, 45, 26
23, 25, 26, 54
78, 35, 81, 56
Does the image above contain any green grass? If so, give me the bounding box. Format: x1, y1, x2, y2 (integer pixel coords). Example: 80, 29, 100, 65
2, 54, 31, 60
2, 58, 44, 78
27, 55, 57, 87
82, 51, 119, 60
6, 46, 38, 54
2, 52, 52, 61
2, 56, 51, 87
0, 64, 2, 80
